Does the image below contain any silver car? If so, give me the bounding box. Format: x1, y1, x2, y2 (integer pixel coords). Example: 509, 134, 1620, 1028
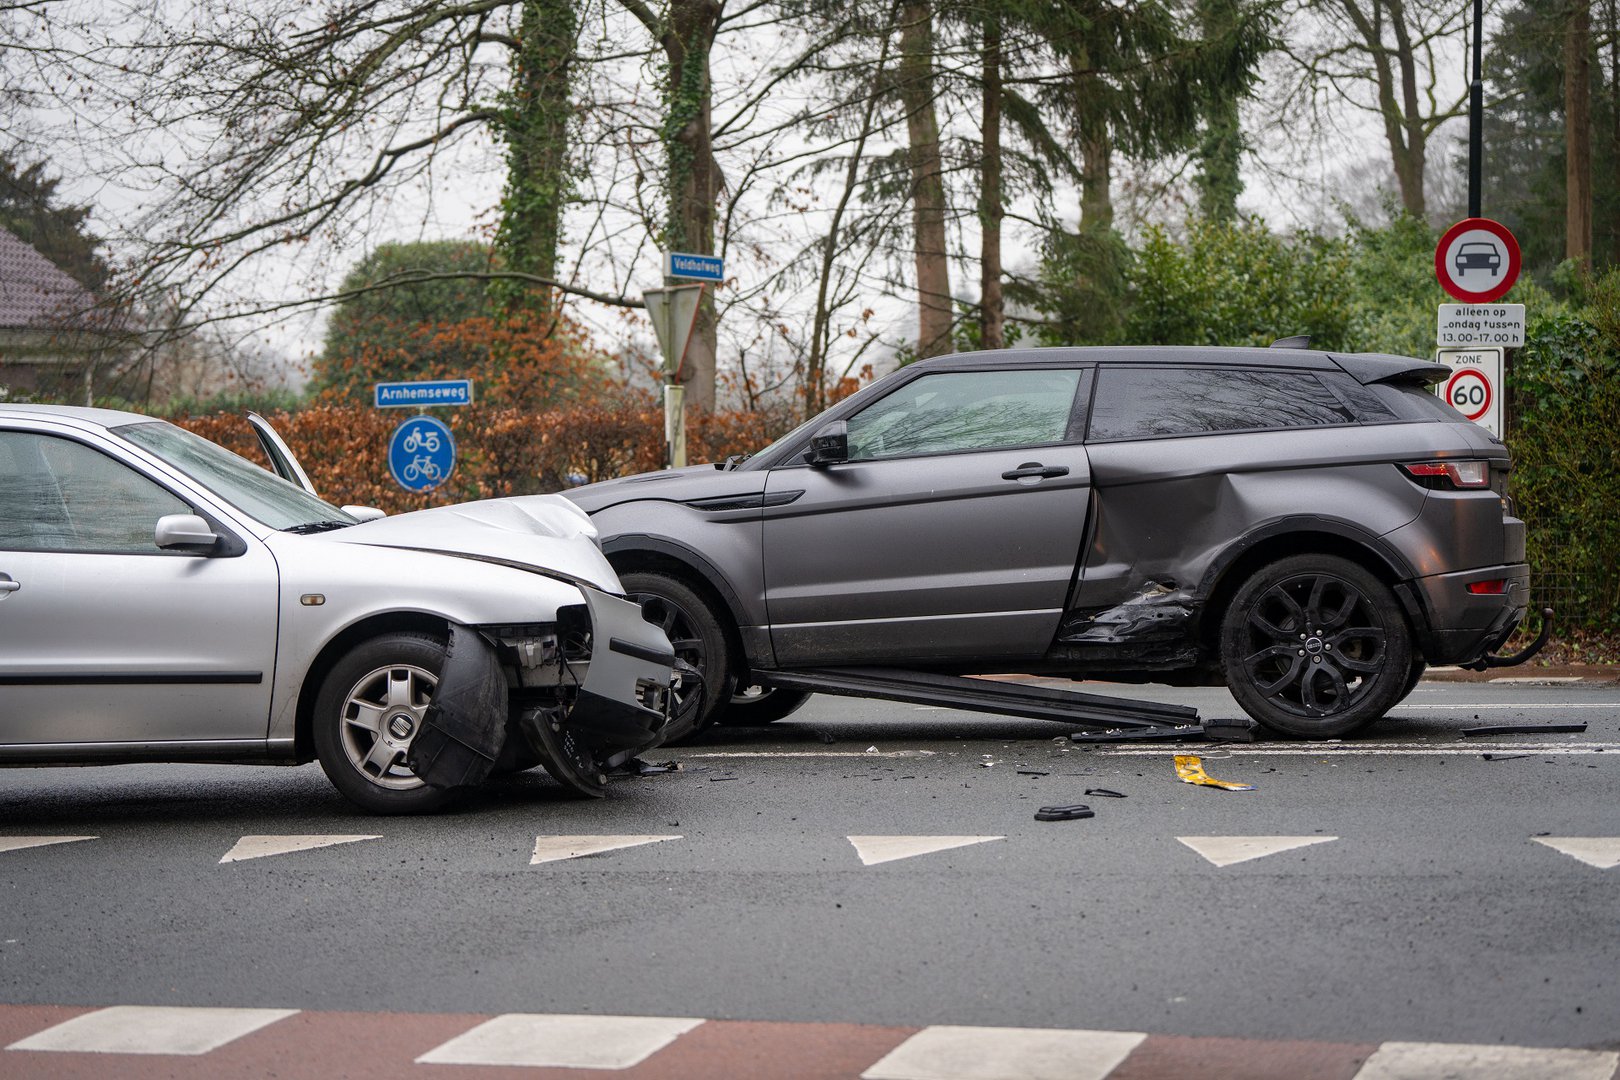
0, 405, 677, 813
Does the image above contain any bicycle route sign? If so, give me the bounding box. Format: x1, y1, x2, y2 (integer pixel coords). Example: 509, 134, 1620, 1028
388, 415, 456, 492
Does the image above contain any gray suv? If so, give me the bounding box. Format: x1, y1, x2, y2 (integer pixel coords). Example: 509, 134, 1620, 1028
566, 346, 1529, 740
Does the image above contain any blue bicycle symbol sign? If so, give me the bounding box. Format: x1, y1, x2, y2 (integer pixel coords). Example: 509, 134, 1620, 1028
388, 416, 455, 492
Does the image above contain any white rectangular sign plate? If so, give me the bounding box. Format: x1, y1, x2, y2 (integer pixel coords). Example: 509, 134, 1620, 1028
1437, 303, 1525, 347
1433, 346, 1504, 438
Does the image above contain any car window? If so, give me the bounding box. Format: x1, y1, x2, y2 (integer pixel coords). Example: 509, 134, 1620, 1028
845, 369, 1083, 460
1088, 367, 1355, 441
117, 420, 353, 531
0, 431, 190, 553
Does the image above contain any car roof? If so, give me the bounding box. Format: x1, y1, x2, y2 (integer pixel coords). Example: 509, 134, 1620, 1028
0, 403, 164, 430
906, 345, 1438, 384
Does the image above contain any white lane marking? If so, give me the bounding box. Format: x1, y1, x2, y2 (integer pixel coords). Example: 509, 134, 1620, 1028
531, 835, 680, 865
1355, 1040, 1618, 1079
219, 835, 380, 864
1179, 836, 1338, 868
1389, 703, 1615, 709
848, 835, 1003, 867
862, 1025, 1146, 1080
8, 1005, 298, 1055
1490, 676, 1586, 684
1534, 837, 1620, 870
416, 1014, 703, 1068
686, 750, 939, 759
0, 836, 95, 855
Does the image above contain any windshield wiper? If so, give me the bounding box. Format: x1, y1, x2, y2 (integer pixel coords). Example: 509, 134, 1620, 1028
284, 520, 355, 534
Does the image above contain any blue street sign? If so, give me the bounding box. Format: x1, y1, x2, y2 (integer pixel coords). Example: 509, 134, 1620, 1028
388, 415, 455, 492
374, 379, 473, 408
662, 251, 724, 283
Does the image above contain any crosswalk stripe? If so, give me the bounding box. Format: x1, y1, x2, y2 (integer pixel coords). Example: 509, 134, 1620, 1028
847, 835, 1003, 867
530, 834, 682, 864
1533, 837, 1620, 869
0, 836, 95, 855
219, 835, 380, 863
6, 1006, 298, 1055
862, 1025, 1146, 1080
1355, 1040, 1619, 1079
416, 1014, 704, 1068
1178, 836, 1338, 867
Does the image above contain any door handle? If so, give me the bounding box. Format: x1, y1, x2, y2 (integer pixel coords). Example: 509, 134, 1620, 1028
1001, 463, 1069, 481
0, 574, 18, 594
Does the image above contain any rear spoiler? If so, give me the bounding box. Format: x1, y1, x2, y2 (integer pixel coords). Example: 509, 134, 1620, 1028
1330, 353, 1450, 386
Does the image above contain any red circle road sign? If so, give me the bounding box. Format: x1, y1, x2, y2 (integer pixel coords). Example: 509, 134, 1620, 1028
1445, 367, 1493, 421
1436, 218, 1521, 303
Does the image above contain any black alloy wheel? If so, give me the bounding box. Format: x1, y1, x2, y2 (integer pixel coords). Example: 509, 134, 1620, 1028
1220, 554, 1412, 738
619, 572, 734, 743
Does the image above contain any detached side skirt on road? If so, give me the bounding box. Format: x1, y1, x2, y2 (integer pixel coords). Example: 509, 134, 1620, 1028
754, 666, 1253, 740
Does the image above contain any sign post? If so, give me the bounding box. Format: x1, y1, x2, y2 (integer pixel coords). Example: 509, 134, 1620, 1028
374, 378, 471, 492
646, 251, 722, 469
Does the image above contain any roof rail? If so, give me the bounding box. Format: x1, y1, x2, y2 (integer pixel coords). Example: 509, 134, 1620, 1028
1269, 335, 1312, 349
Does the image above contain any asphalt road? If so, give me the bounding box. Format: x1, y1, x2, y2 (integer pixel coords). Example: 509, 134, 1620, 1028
2, 676, 1617, 1053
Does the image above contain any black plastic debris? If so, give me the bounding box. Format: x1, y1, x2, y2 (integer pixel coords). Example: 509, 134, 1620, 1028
710, 776, 738, 782
1035, 804, 1094, 821
616, 758, 680, 776
1084, 788, 1127, 798
1017, 769, 1050, 777
1460, 723, 1588, 736
1482, 753, 1530, 761
1071, 725, 1204, 743
408, 625, 507, 788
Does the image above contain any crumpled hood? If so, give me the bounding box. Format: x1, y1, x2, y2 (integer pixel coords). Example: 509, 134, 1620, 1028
325, 494, 621, 591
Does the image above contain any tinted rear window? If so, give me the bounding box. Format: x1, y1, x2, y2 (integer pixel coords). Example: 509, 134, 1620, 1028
1088, 367, 1355, 441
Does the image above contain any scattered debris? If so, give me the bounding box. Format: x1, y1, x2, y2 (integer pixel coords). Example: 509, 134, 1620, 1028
1017, 768, 1049, 777
1482, 754, 1529, 761
1084, 788, 1127, 799
1461, 723, 1588, 736
1035, 804, 1095, 821
865, 746, 879, 753
709, 776, 738, 782
1174, 755, 1256, 792
619, 758, 680, 776
1071, 725, 1204, 743
979, 761, 996, 768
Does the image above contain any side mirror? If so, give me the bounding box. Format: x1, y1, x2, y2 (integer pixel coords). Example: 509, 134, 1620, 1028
342, 505, 387, 523
803, 420, 849, 466
155, 514, 219, 551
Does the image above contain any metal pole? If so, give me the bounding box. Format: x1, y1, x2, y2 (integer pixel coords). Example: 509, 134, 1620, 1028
1468, 0, 1484, 217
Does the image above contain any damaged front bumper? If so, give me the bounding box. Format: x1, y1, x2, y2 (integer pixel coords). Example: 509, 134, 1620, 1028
409, 585, 678, 798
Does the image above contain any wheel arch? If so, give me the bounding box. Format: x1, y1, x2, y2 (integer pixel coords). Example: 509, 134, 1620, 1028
602, 536, 754, 671
1196, 522, 1429, 652
294, 611, 451, 761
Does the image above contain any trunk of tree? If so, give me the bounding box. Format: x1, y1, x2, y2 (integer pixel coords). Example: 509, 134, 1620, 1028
662, 0, 721, 409
497, 0, 576, 314
899, 0, 953, 360
979, 15, 1004, 351
1338, 0, 1427, 219
1194, 0, 1244, 221
1071, 51, 1114, 231
1566, 0, 1593, 266
1610, 0, 1619, 266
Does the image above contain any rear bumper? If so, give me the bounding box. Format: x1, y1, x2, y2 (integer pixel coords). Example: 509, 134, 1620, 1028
1409, 563, 1530, 665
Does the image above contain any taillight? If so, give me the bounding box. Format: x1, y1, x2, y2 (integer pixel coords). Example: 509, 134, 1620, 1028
1400, 460, 1491, 489
1467, 579, 1506, 594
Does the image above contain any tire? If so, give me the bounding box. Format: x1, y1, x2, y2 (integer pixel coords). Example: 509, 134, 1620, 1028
1400, 658, 1428, 702
1219, 554, 1413, 738
620, 572, 735, 743
313, 632, 459, 814
714, 684, 812, 726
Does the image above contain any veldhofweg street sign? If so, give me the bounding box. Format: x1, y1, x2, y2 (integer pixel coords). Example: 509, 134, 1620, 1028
388, 415, 456, 492
374, 379, 473, 409
1434, 347, 1503, 438
1435, 217, 1521, 303
663, 251, 724, 283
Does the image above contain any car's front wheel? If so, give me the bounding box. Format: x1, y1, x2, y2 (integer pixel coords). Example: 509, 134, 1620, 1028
313, 632, 459, 814
619, 572, 734, 743
714, 684, 812, 726
1219, 554, 1412, 738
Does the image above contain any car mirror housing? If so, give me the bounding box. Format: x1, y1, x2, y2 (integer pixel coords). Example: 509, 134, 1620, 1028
154, 514, 219, 551
803, 421, 849, 466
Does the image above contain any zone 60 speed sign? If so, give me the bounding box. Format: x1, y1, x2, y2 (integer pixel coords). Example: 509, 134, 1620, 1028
1434, 347, 1503, 437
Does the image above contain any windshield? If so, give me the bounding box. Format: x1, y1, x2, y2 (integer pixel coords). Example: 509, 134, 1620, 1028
115, 421, 355, 531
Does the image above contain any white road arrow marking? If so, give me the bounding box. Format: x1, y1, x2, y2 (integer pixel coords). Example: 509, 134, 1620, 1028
0, 836, 95, 855
219, 835, 380, 863
847, 836, 1003, 867
1178, 836, 1338, 868
530, 835, 681, 865
1534, 837, 1620, 870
